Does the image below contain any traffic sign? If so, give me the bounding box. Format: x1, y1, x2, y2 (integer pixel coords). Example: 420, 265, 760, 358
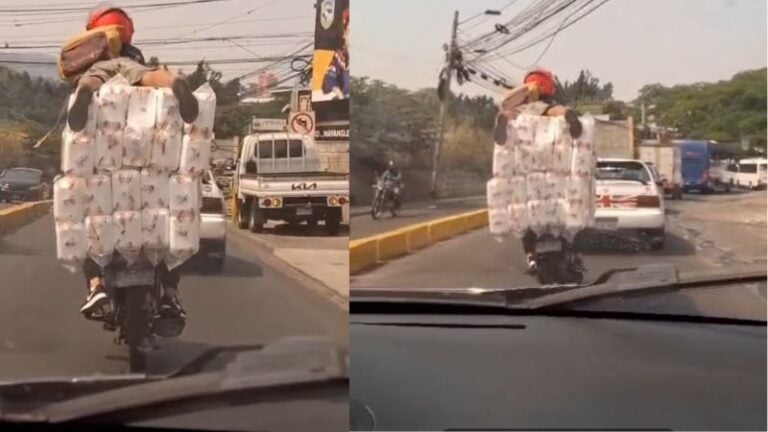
289, 112, 315, 135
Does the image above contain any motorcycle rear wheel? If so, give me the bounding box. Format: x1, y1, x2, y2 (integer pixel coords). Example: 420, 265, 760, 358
371, 198, 383, 220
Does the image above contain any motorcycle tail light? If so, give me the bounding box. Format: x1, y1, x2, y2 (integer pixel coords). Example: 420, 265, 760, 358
338, 197, 347, 205
329, 196, 338, 206
636, 195, 661, 208
272, 198, 281, 207
263, 198, 272, 207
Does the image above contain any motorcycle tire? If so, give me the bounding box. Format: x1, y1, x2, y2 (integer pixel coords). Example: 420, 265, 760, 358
125, 287, 149, 373
371, 198, 383, 220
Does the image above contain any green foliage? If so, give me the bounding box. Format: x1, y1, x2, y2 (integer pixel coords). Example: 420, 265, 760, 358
0, 66, 69, 125
636, 68, 767, 151
351, 76, 496, 174
555, 69, 613, 105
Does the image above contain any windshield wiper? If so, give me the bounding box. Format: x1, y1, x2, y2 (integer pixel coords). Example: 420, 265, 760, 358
0, 337, 348, 423
351, 264, 767, 322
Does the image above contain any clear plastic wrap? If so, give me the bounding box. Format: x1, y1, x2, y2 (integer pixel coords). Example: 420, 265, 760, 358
122, 126, 153, 168
141, 168, 169, 209
508, 203, 528, 236
488, 207, 511, 236
492, 144, 515, 178
53, 175, 85, 223
531, 116, 555, 172
179, 135, 212, 176
55, 221, 86, 273
112, 169, 141, 212
508, 174, 527, 206
83, 174, 112, 216
85, 215, 116, 267
486, 177, 513, 209
123, 86, 156, 168
142, 208, 170, 265
113, 210, 142, 265
61, 128, 95, 176
96, 75, 129, 127
167, 211, 200, 270
184, 83, 217, 139
94, 127, 124, 172
168, 174, 200, 215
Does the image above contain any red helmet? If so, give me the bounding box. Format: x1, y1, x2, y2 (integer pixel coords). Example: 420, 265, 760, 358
524, 68, 556, 97
86, 4, 134, 44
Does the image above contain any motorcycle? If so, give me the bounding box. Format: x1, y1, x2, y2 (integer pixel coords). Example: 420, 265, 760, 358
97, 255, 186, 372
532, 233, 585, 285
371, 179, 400, 219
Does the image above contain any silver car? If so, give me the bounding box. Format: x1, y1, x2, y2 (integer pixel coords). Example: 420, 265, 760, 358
199, 170, 227, 272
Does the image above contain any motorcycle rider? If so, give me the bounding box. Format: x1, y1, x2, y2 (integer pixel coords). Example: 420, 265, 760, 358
65, 3, 199, 132
494, 68, 583, 273
68, 4, 188, 318
379, 160, 403, 208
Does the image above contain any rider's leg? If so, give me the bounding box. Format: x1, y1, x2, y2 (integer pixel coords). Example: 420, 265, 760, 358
80, 257, 109, 315
522, 229, 537, 272
158, 264, 185, 318
68, 59, 198, 132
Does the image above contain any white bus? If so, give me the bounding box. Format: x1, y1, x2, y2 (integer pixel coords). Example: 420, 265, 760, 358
723, 158, 767, 190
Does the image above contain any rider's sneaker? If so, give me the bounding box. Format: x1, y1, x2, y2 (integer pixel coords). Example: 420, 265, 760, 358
159, 293, 186, 319
565, 108, 583, 139
526, 256, 538, 274
172, 79, 199, 124
80, 286, 109, 318
67, 86, 94, 132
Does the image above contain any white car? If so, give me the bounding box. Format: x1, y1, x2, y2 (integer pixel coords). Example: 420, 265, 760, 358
593, 158, 666, 249
199, 170, 227, 272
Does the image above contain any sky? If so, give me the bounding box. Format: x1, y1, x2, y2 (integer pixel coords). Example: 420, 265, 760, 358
0, 0, 315, 86
352, 0, 768, 101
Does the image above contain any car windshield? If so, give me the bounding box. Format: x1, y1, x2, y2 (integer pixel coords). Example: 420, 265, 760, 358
596, 161, 651, 183
2, 169, 41, 182
349, 0, 767, 325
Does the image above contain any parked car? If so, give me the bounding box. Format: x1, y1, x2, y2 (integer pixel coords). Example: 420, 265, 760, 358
0, 167, 47, 202
592, 158, 666, 249
722, 158, 767, 190
199, 170, 227, 272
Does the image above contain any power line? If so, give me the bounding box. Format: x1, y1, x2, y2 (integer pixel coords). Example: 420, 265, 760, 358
0, 0, 230, 13
0, 32, 312, 49
173, 0, 279, 38
0, 54, 310, 66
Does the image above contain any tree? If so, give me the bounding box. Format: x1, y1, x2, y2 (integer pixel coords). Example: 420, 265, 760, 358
555, 69, 613, 105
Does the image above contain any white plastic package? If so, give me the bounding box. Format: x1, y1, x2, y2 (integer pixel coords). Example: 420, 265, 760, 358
167, 211, 200, 269
94, 127, 124, 172
488, 207, 511, 236
83, 174, 112, 216
508, 174, 527, 206
112, 169, 141, 212
53, 175, 85, 223
84, 215, 116, 267
61, 128, 95, 177
114, 210, 142, 265
486, 177, 513, 209
169, 174, 200, 215
122, 126, 153, 168
96, 75, 129, 127
526, 172, 547, 202
184, 83, 217, 139
552, 124, 573, 175
508, 203, 528, 236
179, 135, 212, 176
141, 168, 169, 209
142, 208, 170, 265
155, 88, 184, 133
55, 221, 86, 273
531, 117, 555, 172
126, 86, 157, 129
492, 144, 515, 178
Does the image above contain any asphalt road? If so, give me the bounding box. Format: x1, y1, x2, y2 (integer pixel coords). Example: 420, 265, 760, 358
352, 192, 767, 290
0, 214, 347, 381
350, 197, 486, 240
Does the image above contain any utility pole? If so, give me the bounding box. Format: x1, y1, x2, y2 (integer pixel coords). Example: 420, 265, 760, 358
431, 10, 459, 199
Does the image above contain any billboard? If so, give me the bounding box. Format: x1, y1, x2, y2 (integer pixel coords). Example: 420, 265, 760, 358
312, 0, 349, 103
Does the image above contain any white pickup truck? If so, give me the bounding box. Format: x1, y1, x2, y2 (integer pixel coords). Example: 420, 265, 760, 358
233, 132, 348, 235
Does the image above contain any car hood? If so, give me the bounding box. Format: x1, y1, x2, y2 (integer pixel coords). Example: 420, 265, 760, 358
0, 179, 39, 188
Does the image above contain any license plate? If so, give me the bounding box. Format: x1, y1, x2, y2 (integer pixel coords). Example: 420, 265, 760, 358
115, 270, 154, 288
536, 239, 562, 253
595, 217, 619, 231
296, 207, 312, 216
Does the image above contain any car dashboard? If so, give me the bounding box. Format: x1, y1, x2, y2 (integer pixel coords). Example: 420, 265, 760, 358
350, 313, 766, 431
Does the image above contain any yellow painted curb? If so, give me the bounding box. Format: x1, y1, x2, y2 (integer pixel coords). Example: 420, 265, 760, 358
349, 209, 489, 274
0, 201, 52, 235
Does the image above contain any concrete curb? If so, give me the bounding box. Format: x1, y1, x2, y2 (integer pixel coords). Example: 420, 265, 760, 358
349, 209, 489, 274
227, 225, 349, 310
349, 195, 486, 217
0, 201, 52, 236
